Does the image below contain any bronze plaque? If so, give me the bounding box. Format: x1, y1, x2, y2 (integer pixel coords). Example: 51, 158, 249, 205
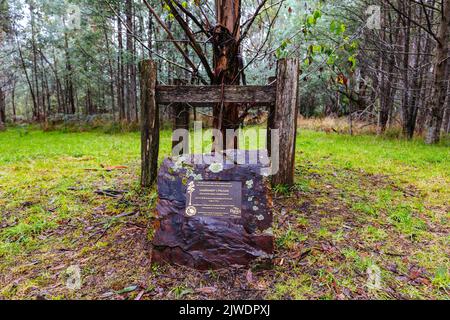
185, 181, 242, 218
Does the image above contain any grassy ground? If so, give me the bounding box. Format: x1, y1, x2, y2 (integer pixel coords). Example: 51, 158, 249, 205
0, 126, 448, 300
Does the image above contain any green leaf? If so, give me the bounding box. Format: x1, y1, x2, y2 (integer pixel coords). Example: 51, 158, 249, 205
330, 20, 338, 33
307, 15, 316, 27
327, 55, 336, 65
348, 55, 357, 70
275, 47, 288, 59
182, 1, 188, 8
312, 44, 322, 54
303, 57, 312, 67
313, 10, 322, 20
324, 47, 333, 55
330, 21, 346, 35
116, 285, 138, 294
275, 48, 282, 58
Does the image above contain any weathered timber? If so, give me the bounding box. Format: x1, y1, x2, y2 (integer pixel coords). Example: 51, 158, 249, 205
139, 60, 159, 188
172, 79, 190, 151
156, 85, 276, 105
272, 58, 299, 186
152, 150, 274, 270
266, 76, 277, 157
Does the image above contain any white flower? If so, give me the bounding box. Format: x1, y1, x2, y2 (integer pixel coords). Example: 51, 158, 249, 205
246, 180, 254, 189
208, 162, 224, 173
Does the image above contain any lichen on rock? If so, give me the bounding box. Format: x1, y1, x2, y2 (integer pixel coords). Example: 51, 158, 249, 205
208, 162, 224, 173
152, 150, 274, 270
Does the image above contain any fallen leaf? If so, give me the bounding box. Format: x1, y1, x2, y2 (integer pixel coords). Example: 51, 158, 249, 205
116, 285, 138, 294
100, 292, 115, 298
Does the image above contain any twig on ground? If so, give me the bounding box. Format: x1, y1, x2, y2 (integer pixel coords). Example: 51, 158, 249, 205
94, 189, 127, 198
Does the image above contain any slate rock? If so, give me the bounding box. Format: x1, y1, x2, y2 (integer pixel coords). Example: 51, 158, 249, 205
151, 150, 274, 270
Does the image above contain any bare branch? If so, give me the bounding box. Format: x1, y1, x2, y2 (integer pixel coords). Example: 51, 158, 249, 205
386, 0, 440, 44
171, 0, 209, 36
164, 0, 214, 81
142, 0, 201, 74
233, 0, 283, 83
239, 0, 271, 45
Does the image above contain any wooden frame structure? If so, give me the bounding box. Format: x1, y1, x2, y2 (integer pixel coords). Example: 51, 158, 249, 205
139, 58, 299, 188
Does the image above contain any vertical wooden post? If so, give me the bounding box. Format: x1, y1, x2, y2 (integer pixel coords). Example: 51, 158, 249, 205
272, 58, 300, 186
266, 76, 277, 157
172, 79, 190, 152
139, 60, 159, 188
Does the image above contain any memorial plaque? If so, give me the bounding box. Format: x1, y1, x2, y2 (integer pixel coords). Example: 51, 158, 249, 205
185, 181, 242, 218
152, 151, 274, 270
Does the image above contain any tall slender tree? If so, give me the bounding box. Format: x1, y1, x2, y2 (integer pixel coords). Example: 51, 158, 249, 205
426, 0, 450, 143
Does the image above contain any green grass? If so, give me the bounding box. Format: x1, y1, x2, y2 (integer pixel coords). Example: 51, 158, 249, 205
296, 131, 449, 206
0, 127, 448, 300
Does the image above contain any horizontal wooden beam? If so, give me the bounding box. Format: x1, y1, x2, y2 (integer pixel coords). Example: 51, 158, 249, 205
156, 85, 276, 105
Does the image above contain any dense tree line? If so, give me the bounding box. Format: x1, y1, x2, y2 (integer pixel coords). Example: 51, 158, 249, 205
0, 0, 448, 143
350, 0, 450, 143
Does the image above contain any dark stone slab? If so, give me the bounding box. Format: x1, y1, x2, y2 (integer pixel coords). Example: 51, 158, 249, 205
152, 150, 274, 270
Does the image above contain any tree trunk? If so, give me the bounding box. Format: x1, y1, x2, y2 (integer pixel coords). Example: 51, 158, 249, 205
404, 7, 425, 140
64, 32, 76, 115
30, 1, 41, 121
443, 100, 450, 134
139, 60, 159, 187
400, 2, 412, 139
40, 54, 48, 122
212, 0, 242, 150
378, 7, 396, 134
126, 0, 137, 123
17, 42, 38, 117
117, 4, 125, 122
426, 0, 450, 144
11, 80, 16, 122
53, 52, 63, 114
0, 87, 5, 129
103, 23, 116, 120
148, 12, 153, 56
